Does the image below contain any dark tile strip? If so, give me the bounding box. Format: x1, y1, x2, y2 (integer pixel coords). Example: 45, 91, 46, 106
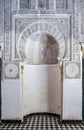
82, 58, 84, 121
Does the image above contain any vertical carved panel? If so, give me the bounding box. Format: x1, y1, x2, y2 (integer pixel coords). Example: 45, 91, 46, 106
38, 0, 46, 9
46, 0, 49, 9
46, 0, 54, 10
11, 0, 18, 10
80, 1, 84, 42
56, 0, 66, 9
56, 0, 73, 11
4, 0, 11, 61
68, 0, 73, 10
20, 0, 31, 9
0, 0, 4, 47
81, 10, 84, 35
31, 0, 36, 9
73, 0, 80, 60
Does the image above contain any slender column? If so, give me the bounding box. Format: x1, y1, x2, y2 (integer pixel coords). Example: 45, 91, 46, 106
59, 62, 63, 121
21, 65, 24, 122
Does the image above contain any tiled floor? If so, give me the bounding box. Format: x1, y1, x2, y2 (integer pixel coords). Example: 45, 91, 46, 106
0, 113, 84, 130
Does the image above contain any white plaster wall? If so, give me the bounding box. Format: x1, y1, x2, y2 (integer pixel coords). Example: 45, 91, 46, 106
20, 63, 61, 116
1, 80, 22, 120
63, 79, 82, 120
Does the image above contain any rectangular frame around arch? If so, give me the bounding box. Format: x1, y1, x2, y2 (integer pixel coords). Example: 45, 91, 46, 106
12, 14, 71, 61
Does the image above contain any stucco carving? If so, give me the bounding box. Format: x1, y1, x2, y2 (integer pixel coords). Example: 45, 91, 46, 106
4, 0, 11, 61
17, 21, 66, 62
79, 0, 84, 42
73, 0, 80, 60
12, 14, 70, 61
64, 62, 81, 79
4, 63, 19, 79
0, 0, 4, 47
0, 0, 82, 79
19, 0, 73, 11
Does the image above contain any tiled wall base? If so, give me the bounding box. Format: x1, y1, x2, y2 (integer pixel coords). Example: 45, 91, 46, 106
0, 113, 84, 130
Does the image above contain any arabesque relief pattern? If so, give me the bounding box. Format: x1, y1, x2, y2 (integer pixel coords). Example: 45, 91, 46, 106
0, 0, 83, 79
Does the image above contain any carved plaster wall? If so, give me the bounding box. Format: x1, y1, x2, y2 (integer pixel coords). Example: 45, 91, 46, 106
12, 14, 70, 61
0, 0, 4, 47
72, 0, 80, 60
79, 0, 84, 42
0, 0, 82, 79
19, 0, 73, 11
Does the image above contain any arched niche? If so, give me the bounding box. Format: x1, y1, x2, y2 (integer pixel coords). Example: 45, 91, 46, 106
18, 21, 63, 117
23, 32, 59, 64
17, 21, 66, 61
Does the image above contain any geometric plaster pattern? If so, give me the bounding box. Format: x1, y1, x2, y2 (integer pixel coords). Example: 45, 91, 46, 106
1, 0, 81, 79
64, 61, 81, 79
4, 0, 11, 61
80, 0, 84, 42
73, 0, 80, 60
0, 0, 4, 47
20, 0, 73, 11
4, 62, 19, 79
11, 13, 71, 62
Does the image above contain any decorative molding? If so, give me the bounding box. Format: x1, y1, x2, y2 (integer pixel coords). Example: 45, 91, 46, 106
19, 0, 73, 11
